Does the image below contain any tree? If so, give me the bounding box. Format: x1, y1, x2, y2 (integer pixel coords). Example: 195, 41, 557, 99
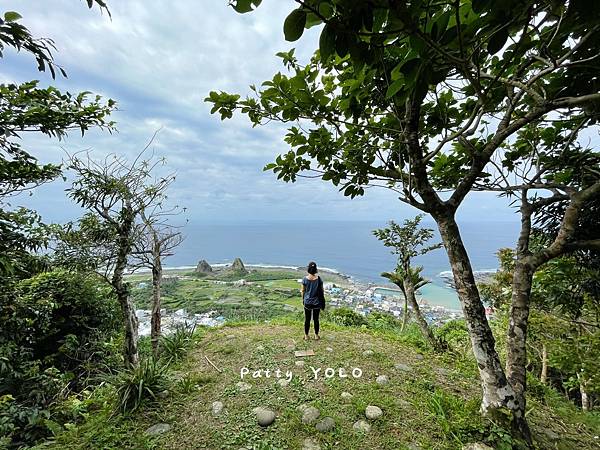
207, 0, 600, 441
0, 4, 116, 276
132, 209, 185, 355
57, 148, 175, 368
373, 215, 443, 350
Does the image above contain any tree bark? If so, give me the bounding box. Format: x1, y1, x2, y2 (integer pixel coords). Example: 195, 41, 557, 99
578, 373, 591, 411
150, 235, 162, 356
403, 279, 442, 351
400, 287, 409, 333
434, 213, 527, 433
112, 214, 139, 369
540, 343, 548, 384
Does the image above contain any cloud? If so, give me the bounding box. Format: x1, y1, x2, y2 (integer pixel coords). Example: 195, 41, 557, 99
3, 0, 518, 224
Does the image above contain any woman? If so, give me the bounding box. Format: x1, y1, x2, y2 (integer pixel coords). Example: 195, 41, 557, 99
300, 261, 325, 340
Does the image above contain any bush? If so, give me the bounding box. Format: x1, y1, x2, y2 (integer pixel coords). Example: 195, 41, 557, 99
115, 358, 169, 413
325, 307, 367, 327
0, 270, 121, 447
159, 324, 196, 363
366, 311, 403, 331
436, 319, 471, 353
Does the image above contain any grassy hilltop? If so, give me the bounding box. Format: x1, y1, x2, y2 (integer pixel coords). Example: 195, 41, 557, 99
37, 320, 600, 450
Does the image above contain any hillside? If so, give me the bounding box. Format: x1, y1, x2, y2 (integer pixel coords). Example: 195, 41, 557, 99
37, 321, 600, 450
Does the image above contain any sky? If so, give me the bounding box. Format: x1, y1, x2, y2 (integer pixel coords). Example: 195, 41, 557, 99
2, 0, 520, 225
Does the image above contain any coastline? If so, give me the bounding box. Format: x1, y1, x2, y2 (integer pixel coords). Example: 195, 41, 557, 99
152, 261, 465, 315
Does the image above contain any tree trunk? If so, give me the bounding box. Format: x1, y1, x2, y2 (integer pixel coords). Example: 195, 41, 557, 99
578, 373, 591, 411
540, 343, 548, 384
112, 215, 139, 369
150, 237, 162, 356
505, 197, 536, 437
434, 213, 530, 439
403, 279, 442, 351
506, 259, 534, 413
400, 289, 409, 333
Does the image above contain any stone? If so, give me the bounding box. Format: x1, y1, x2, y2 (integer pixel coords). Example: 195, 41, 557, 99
394, 363, 412, 372
194, 259, 213, 273
157, 389, 169, 399
341, 392, 353, 401
435, 367, 451, 376
277, 379, 290, 387
230, 257, 248, 275
302, 437, 321, 450
211, 401, 224, 416
295, 360, 305, 367
326, 347, 333, 352
296, 403, 309, 413
145, 423, 171, 435
256, 345, 264, 351
256, 408, 276, 427
363, 349, 374, 357
365, 405, 383, 420
462, 444, 494, 450
301, 406, 320, 424
414, 354, 424, 360
227, 334, 235, 339
353, 420, 371, 433
315, 417, 335, 432
236, 381, 251, 392
376, 375, 389, 385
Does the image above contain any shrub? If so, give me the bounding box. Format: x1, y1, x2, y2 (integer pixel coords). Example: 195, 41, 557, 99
0, 270, 121, 447
325, 307, 367, 327
366, 311, 403, 331
115, 358, 169, 413
436, 319, 471, 353
159, 324, 196, 363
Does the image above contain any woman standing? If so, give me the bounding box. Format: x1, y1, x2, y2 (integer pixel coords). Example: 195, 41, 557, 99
300, 261, 325, 340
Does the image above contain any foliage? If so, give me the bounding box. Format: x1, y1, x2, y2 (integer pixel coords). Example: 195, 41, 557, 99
0, 5, 116, 278
159, 324, 196, 363
324, 306, 367, 327
114, 357, 169, 414
435, 319, 470, 353
0, 270, 121, 447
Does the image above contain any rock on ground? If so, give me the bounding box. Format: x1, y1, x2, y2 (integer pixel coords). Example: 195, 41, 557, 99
363, 349, 374, 356
341, 392, 353, 401
315, 417, 335, 432
236, 381, 251, 392
365, 405, 383, 420
211, 401, 223, 416
353, 420, 371, 433
303, 437, 321, 450
256, 408, 276, 427
376, 375, 389, 385
295, 360, 305, 367
277, 378, 290, 387
395, 363, 412, 371
326, 347, 333, 352
145, 423, 171, 435
462, 444, 494, 450
301, 406, 320, 424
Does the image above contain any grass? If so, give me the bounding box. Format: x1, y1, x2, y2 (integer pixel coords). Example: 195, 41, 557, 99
36, 320, 600, 450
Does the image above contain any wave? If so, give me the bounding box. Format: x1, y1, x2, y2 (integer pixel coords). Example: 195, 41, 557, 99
438, 268, 498, 278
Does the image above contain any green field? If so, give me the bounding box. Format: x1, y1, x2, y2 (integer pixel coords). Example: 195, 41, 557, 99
130, 268, 348, 321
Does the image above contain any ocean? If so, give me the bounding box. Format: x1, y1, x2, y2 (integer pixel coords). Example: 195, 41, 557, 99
164, 220, 521, 310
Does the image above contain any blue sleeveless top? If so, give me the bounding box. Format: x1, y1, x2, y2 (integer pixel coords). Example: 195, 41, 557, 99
302, 276, 321, 309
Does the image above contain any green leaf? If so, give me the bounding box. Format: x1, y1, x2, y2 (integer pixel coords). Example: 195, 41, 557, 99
319, 24, 336, 60
487, 28, 508, 55
386, 79, 405, 99
231, 0, 253, 13
4, 11, 22, 22
284, 9, 306, 42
